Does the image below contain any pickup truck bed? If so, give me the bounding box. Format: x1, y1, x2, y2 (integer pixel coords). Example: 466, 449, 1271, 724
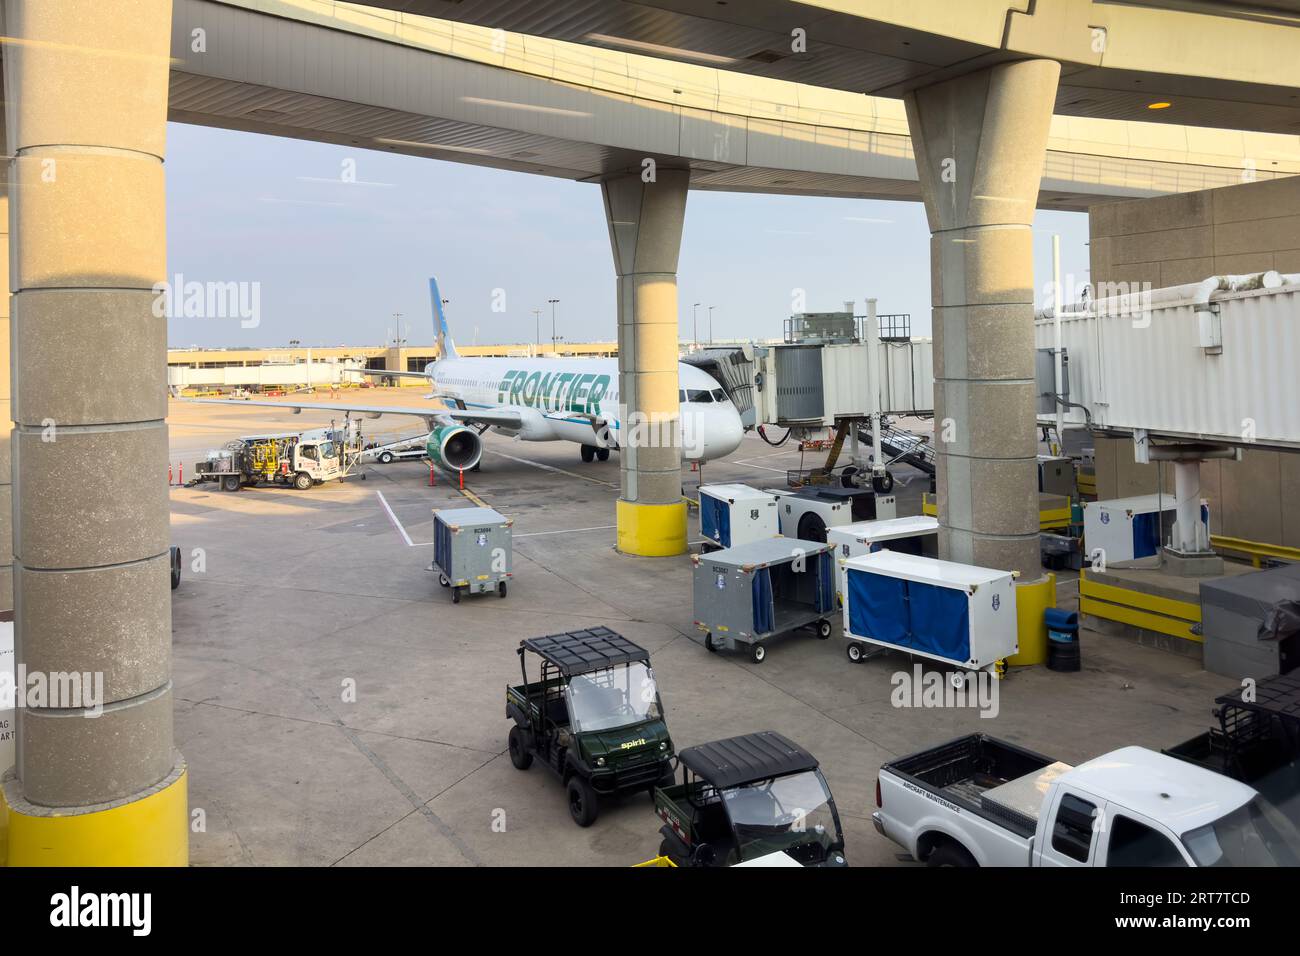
884, 734, 1066, 839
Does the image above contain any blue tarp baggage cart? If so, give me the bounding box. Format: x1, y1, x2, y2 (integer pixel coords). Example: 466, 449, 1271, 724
841, 551, 1017, 673
699, 483, 779, 552
692, 537, 837, 663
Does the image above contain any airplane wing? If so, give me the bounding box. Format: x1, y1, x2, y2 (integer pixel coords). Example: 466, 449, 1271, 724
442, 408, 525, 429
185, 398, 447, 430
350, 368, 433, 380
184, 398, 532, 433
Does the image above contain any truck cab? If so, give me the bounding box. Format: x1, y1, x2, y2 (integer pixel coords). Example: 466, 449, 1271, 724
292, 438, 342, 485
875, 734, 1300, 867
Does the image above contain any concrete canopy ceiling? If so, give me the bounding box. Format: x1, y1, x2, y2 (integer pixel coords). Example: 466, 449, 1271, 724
354, 0, 1300, 135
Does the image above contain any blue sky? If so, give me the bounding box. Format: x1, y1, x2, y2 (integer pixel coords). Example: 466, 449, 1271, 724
165, 122, 1090, 349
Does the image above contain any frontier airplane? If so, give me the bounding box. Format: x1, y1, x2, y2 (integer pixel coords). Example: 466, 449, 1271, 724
194, 278, 745, 473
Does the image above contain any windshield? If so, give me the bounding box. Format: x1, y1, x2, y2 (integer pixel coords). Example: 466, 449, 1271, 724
1181, 796, 1300, 867
317, 441, 335, 460
722, 770, 841, 864
565, 661, 661, 733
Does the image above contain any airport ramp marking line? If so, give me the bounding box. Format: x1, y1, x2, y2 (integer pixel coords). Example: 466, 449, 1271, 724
483, 448, 617, 488
458, 487, 491, 508
375, 490, 415, 547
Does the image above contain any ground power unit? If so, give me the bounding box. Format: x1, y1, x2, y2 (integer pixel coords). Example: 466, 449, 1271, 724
1083, 494, 1210, 565
431, 506, 513, 603
766, 486, 897, 543
827, 515, 939, 604
841, 551, 1018, 673
698, 484, 779, 552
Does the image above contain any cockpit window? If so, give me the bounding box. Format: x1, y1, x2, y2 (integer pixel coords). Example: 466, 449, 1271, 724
686, 389, 714, 403
711, 389, 728, 403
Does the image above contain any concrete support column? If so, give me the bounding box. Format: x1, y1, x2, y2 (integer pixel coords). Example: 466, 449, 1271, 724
0, 90, 11, 613
0, 0, 186, 865
602, 169, 689, 556
905, 59, 1061, 580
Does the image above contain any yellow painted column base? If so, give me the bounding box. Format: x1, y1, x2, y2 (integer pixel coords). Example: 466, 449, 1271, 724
1007, 573, 1056, 667
2, 758, 188, 866
616, 499, 687, 557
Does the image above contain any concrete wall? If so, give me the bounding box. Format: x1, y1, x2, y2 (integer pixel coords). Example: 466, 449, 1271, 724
1090, 175, 1300, 546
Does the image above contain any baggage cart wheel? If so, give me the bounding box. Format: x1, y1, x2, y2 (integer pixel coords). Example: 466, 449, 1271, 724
507, 726, 533, 770
817, 619, 833, 639
498, 581, 507, 598
703, 632, 717, 653
451, 587, 461, 605
438, 573, 449, 588
847, 642, 866, 663
750, 644, 766, 664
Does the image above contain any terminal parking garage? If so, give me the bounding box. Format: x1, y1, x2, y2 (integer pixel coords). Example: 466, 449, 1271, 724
2, 0, 1300, 893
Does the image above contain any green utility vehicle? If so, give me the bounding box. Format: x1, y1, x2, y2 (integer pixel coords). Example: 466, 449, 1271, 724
654, 730, 848, 867
506, 627, 675, 827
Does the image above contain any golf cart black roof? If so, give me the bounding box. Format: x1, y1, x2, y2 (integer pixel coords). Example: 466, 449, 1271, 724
520, 626, 650, 677
679, 731, 818, 789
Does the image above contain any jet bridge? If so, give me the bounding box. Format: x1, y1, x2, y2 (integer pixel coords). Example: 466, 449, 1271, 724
1034, 271, 1300, 563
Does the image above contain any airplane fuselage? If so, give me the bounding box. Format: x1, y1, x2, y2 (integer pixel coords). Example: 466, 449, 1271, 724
429, 356, 744, 462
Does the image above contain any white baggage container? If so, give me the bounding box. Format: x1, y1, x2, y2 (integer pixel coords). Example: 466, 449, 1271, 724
841, 552, 1018, 673
827, 515, 939, 604
698, 484, 779, 551
1083, 494, 1209, 565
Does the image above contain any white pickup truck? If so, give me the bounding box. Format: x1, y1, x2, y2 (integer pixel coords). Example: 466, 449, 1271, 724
873, 734, 1300, 867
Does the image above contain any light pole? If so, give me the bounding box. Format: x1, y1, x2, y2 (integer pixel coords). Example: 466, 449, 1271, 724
708, 305, 715, 344
692, 302, 701, 349
548, 298, 560, 353
533, 308, 542, 351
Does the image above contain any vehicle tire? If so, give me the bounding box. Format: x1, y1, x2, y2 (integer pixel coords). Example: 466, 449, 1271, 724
658, 838, 684, 866
797, 512, 828, 543
498, 581, 508, 598
507, 726, 533, 770
438, 573, 449, 588
704, 632, 717, 653
839, 465, 859, 489
817, 619, 833, 639
751, 644, 766, 664
873, 471, 895, 494
220, 475, 240, 492
580, 444, 595, 463
847, 642, 865, 663
171, 568, 181, 590
567, 776, 599, 827
927, 842, 977, 868
451, 588, 461, 605
596, 447, 610, 462
378, 451, 394, 464
293, 472, 312, 491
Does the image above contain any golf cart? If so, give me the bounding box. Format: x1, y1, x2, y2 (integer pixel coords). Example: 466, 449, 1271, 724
506, 627, 675, 827
654, 730, 847, 867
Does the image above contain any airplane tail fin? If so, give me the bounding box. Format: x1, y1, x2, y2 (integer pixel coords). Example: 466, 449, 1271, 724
430, 277, 459, 361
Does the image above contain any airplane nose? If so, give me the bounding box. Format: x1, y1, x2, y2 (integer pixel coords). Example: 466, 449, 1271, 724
706, 406, 745, 459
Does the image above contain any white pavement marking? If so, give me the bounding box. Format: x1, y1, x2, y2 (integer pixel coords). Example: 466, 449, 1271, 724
375, 490, 415, 547
730, 457, 791, 475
